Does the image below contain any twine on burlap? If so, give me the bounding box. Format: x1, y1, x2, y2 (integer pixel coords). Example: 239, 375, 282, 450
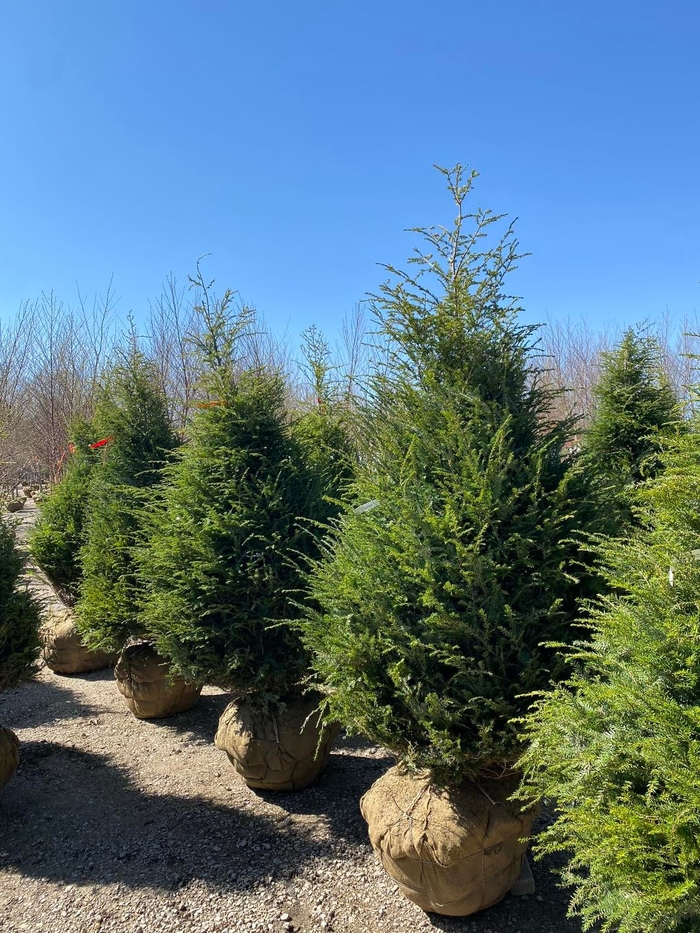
215, 694, 339, 791
114, 643, 201, 719
360, 766, 539, 917
42, 610, 118, 675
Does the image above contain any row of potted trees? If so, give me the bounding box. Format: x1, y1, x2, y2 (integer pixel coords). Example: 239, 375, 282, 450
19, 166, 690, 928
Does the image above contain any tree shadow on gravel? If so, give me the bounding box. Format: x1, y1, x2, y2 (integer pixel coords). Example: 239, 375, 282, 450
0, 675, 107, 729
0, 740, 327, 894
154, 689, 233, 747
251, 733, 394, 847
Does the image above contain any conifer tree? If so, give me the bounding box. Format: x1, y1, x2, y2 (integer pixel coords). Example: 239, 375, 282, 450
139, 277, 352, 698
76, 343, 177, 651
290, 325, 356, 505
0, 520, 41, 691
302, 166, 602, 784
583, 328, 682, 527
30, 419, 100, 604
519, 423, 700, 933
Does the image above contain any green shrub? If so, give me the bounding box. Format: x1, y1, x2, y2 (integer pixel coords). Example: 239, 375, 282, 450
518, 425, 700, 933
139, 285, 353, 697
30, 420, 99, 603
0, 520, 41, 692
583, 327, 683, 528
301, 166, 602, 784
290, 325, 356, 505
76, 345, 177, 652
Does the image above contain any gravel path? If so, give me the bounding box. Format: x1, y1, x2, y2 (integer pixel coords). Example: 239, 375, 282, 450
0, 503, 585, 933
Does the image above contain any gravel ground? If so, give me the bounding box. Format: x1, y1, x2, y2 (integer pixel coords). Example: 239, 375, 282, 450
0, 502, 585, 933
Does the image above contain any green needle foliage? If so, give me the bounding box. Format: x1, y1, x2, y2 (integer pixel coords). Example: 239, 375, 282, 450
139, 277, 353, 697
291, 324, 356, 502
302, 165, 602, 785
0, 520, 41, 692
30, 419, 100, 604
76, 343, 177, 652
519, 424, 700, 933
583, 327, 682, 528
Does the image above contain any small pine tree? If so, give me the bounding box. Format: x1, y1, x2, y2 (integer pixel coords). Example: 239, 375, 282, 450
290, 325, 356, 503
519, 423, 700, 933
583, 328, 682, 527
30, 419, 100, 604
0, 520, 41, 692
301, 166, 602, 785
139, 279, 352, 699
76, 343, 177, 652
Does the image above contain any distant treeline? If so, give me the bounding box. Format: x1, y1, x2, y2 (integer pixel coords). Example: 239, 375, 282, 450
1, 271, 697, 488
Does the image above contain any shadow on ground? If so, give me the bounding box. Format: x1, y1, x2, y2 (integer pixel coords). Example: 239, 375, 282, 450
249, 732, 393, 846
0, 673, 108, 728
0, 740, 326, 894
155, 689, 233, 746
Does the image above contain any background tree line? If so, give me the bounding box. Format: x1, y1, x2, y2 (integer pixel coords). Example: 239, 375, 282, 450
1, 270, 697, 494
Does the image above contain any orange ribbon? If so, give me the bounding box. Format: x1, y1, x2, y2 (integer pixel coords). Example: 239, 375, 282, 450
89, 436, 114, 449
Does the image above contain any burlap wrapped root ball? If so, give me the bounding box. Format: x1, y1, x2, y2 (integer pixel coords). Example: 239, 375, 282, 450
361, 766, 539, 916
42, 610, 118, 675
0, 727, 20, 790
6, 499, 25, 513
115, 643, 202, 719
215, 694, 339, 791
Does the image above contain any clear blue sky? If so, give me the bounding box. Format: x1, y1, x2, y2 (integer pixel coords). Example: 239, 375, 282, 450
1, 1, 698, 342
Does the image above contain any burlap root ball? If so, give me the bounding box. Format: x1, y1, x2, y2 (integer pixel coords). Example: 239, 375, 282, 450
215, 694, 339, 791
115, 643, 202, 719
6, 499, 25, 513
361, 766, 539, 917
0, 727, 20, 790
42, 610, 119, 675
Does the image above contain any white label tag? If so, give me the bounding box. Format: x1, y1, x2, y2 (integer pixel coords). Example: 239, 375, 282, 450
354, 499, 380, 515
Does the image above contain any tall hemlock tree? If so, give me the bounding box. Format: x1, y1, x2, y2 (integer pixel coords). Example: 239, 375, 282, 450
519, 422, 700, 933
139, 282, 352, 699
76, 344, 177, 651
302, 165, 602, 784
583, 328, 682, 528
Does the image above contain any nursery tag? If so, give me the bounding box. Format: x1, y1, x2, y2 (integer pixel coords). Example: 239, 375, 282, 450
668, 566, 674, 587
354, 499, 380, 514
89, 436, 114, 449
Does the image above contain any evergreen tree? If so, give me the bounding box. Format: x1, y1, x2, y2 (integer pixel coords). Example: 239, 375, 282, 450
0, 520, 41, 692
30, 419, 100, 604
519, 423, 700, 933
301, 166, 602, 784
139, 279, 352, 698
290, 325, 356, 505
583, 328, 682, 527
76, 343, 177, 651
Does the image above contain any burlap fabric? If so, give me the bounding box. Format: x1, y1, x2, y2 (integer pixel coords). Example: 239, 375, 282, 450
215, 694, 339, 791
42, 610, 118, 675
0, 727, 20, 790
114, 643, 201, 719
360, 766, 539, 916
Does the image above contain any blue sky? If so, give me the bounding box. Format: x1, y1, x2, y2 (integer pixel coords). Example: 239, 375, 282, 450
1, 1, 698, 344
